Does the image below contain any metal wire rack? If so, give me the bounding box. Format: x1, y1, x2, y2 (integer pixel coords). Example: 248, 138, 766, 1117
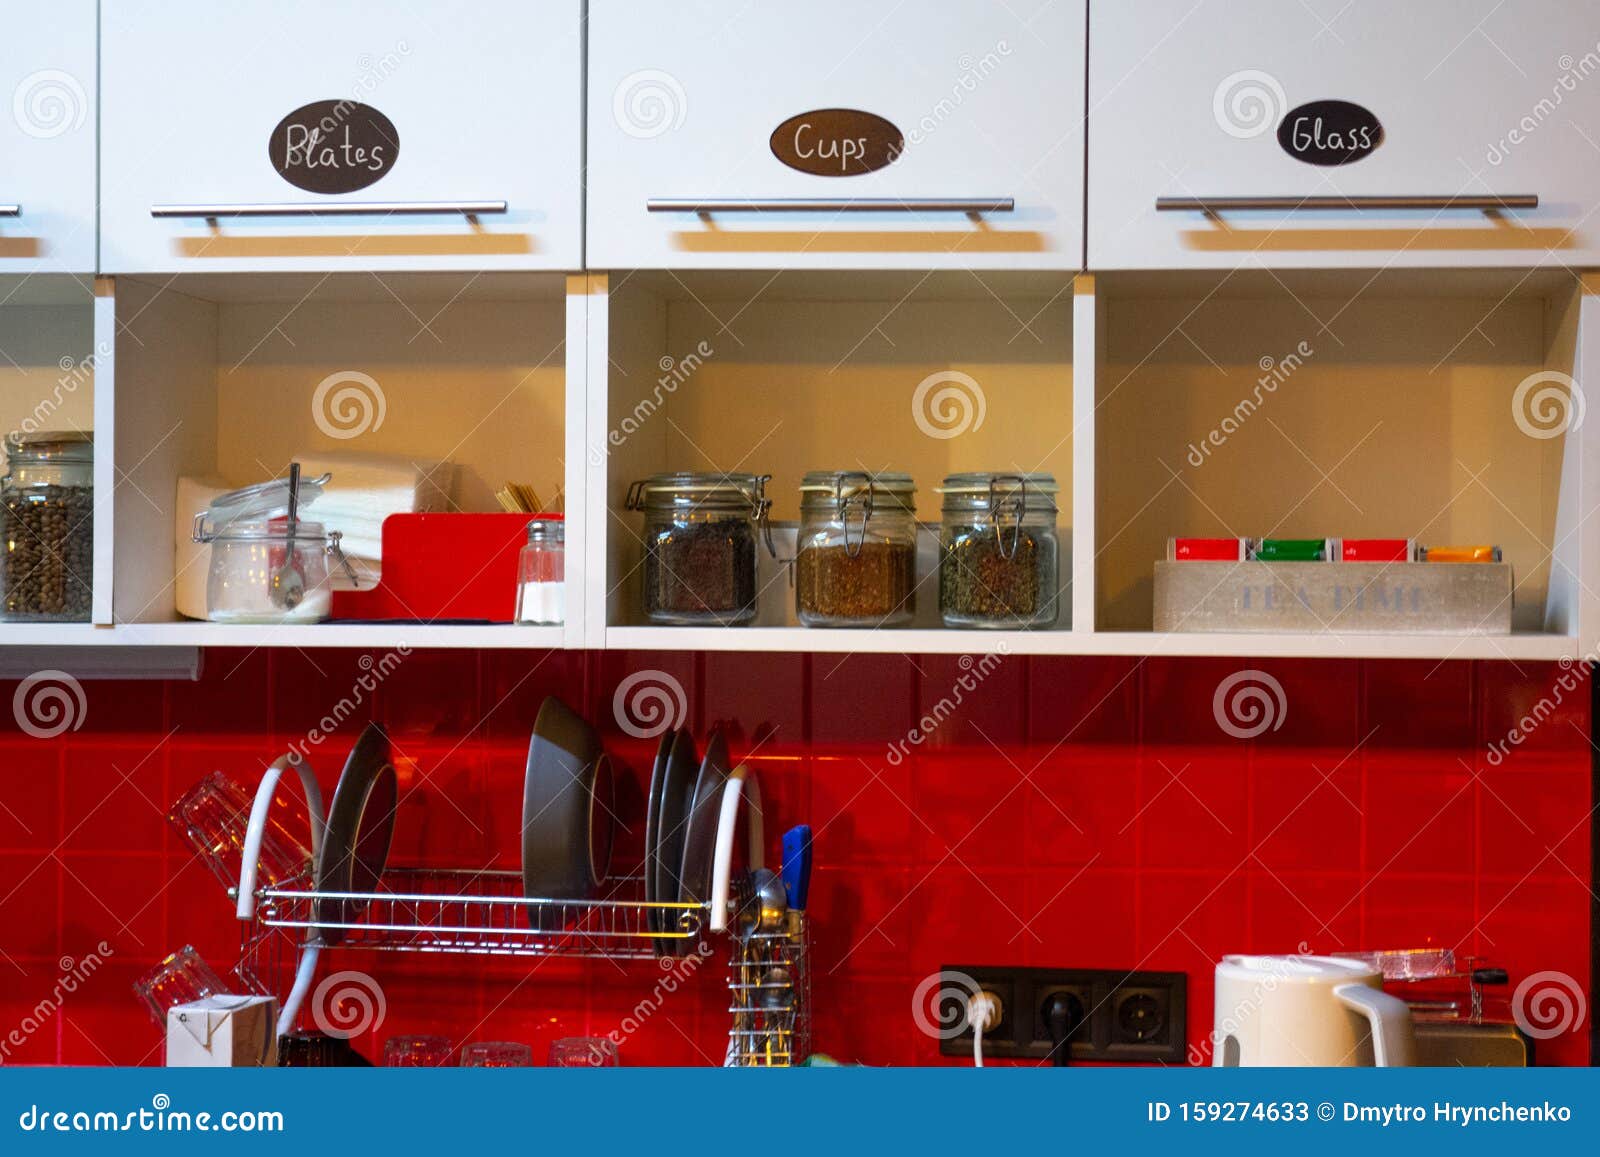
233, 760, 808, 1066
238, 866, 808, 1067
725, 912, 810, 1067
244, 868, 705, 960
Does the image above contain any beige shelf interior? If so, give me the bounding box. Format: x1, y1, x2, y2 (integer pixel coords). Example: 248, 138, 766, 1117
1094, 272, 1580, 635
601, 270, 1075, 628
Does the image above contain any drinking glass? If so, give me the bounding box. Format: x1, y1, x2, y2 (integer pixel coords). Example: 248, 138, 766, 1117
168, 771, 313, 892
460, 1041, 533, 1067
384, 1034, 455, 1067
132, 945, 228, 1025
548, 1037, 620, 1067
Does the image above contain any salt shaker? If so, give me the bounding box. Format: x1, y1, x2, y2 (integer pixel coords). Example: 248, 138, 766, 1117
515, 517, 565, 625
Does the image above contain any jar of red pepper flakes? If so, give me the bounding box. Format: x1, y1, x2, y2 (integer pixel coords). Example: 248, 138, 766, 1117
795, 470, 917, 627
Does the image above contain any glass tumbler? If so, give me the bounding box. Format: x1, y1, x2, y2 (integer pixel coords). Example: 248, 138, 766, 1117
132, 945, 228, 1026
548, 1037, 620, 1067
384, 1034, 456, 1067
460, 1041, 533, 1067
168, 771, 314, 893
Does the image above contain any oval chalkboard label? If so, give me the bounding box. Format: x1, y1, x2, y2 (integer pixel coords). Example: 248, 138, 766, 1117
770, 109, 904, 177
269, 100, 399, 194
1276, 100, 1382, 166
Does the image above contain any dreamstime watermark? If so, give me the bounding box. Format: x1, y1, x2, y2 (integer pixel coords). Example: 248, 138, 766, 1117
1511, 370, 1584, 440
8, 343, 106, 446
1486, 654, 1590, 765
899, 41, 1014, 151
886, 649, 1009, 766
17, 1095, 284, 1134
0, 943, 112, 1063
1213, 69, 1286, 139
912, 370, 987, 439
279, 45, 412, 158
286, 648, 410, 762
1487, 42, 1600, 165
13, 670, 87, 739
613, 669, 689, 739
310, 970, 387, 1039
1187, 341, 1314, 466
911, 969, 982, 1040
1188, 941, 1311, 1065
1212, 669, 1286, 739
312, 370, 387, 440
12, 69, 88, 139
613, 69, 687, 139
352, 41, 412, 100
603, 941, 718, 1051
1512, 970, 1587, 1040
589, 340, 714, 464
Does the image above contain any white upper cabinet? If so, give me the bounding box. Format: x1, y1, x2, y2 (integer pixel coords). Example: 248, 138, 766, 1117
0, 0, 96, 274
100, 0, 583, 273
1089, 0, 1600, 270
586, 0, 1086, 270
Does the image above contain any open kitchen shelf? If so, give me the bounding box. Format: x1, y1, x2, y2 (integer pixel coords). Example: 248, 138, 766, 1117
591, 269, 1076, 647
1086, 268, 1592, 660
2, 267, 1588, 660
0, 275, 108, 628
106, 271, 583, 646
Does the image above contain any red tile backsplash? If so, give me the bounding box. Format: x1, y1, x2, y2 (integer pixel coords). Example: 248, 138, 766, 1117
0, 651, 1589, 1067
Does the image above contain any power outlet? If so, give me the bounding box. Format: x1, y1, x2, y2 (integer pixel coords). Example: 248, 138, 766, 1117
1033, 984, 1091, 1052
939, 966, 1186, 1064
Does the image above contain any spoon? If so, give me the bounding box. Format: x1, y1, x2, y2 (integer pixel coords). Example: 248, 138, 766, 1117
272, 463, 305, 610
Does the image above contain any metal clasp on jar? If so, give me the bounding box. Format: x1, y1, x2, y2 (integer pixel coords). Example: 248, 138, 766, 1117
751, 474, 781, 559
835, 471, 875, 559
327, 530, 361, 587
987, 474, 1027, 561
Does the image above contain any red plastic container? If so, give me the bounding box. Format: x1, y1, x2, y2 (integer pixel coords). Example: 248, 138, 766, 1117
329, 513, 557, 624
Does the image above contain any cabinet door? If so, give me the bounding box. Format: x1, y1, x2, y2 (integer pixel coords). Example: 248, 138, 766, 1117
587, 0, 1085, 270
0, 0, 96, 274
1089, 0, 1600, 269
101, 0, 582, 273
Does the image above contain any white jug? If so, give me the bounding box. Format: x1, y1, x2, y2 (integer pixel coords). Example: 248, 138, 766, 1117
1213, 954, 1415, 1067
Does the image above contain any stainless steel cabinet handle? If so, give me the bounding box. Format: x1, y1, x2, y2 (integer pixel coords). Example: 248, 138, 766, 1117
1156, 195, 1538, 212
0, 206, 20, 217
151, 200, 508, 218
647, 197, 1015, 213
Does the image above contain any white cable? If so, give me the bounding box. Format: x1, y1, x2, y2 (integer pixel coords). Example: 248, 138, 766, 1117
967, 991, 1000, 1069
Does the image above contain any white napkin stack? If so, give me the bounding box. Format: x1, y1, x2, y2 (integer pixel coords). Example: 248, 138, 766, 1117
294, 451, 455, 562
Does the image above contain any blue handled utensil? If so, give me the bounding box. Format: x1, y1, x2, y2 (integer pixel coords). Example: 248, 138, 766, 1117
781, 824, 812, 912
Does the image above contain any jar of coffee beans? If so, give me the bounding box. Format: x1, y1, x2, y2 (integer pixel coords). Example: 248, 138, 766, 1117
1, 431, 94, 622
626, 473, 772, 625
937, 472, 1060, 629
796, 471, 917, 627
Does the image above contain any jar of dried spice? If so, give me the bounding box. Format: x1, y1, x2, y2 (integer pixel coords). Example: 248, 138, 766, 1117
937, 473, 1060, 629
1, 431, 94, 622
796, 471, 917, 627
626, 473, 772, 626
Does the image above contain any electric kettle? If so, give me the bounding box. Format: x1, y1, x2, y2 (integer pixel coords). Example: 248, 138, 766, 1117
1213, 954, 1416, 1066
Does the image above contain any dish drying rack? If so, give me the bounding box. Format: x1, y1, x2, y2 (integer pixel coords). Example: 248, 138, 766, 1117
233, 754, 808, 1067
